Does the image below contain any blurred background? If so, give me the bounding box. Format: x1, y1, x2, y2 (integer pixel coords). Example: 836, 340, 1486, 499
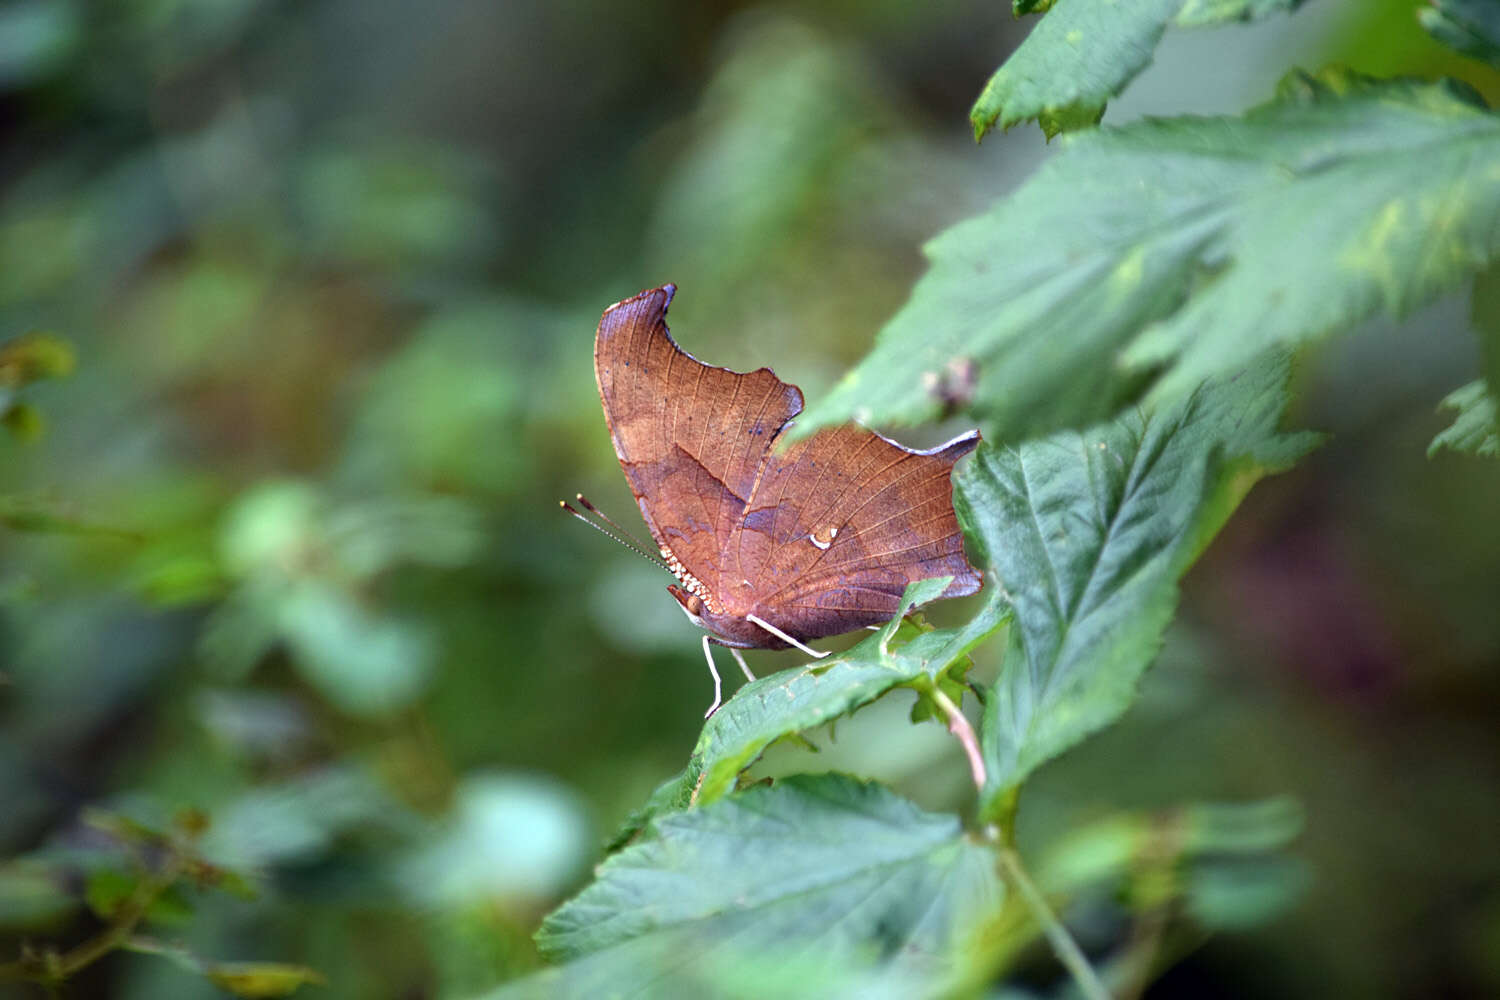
1, 0, 1498, 996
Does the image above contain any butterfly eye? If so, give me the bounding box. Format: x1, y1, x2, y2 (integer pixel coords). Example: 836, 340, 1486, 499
667, 583, 706, 620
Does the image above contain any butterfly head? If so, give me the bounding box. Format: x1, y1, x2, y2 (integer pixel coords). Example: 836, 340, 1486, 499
667, 583, 707, 628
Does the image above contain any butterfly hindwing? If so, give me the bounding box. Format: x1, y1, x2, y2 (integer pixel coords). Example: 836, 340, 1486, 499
728, 425, 981, 639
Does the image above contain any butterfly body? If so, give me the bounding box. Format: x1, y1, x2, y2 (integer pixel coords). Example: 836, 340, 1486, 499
594, 284, 981, 669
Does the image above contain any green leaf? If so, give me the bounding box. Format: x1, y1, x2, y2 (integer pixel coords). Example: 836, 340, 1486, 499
276, 580, 435, 715
397, 773, 591, 908
972, 0, 1178, 140
200, 767, 412, 870
604, 768, 694, 853
970, 0, 1303, 139
1179, 796, 1305, 854
0, 331, 75, 386
1037, 103, 1105, 141
1038, 797, 1305, 897
493, 935, 934, 1000
682, 578, 1006, 807
82, 807, 179, 848
1173, 0, 1303, 28
0, 861, 76, 929
1122, 72, 1500, 407
0, 495, 141, 537
1034, 797, 1308, 932
1429, 380, 1500, 457
126, 937, 326, 998
1184, 855, 1309, 930
535, 774, 1002, 990
958, 355, 1315, 810
203, 963, 328, 997
1477, 258, 1500, 397
798, 72, 1500, 446
84, 870, 192, 926
0, 2, 79, 86
1421, 0, 1500, 68
1434, 263, 1500, 457
1, 401, 42, 441
0, 332, 74, 442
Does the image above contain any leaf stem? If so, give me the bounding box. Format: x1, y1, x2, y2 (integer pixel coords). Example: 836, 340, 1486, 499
998, 845, 1112, 1000
931, 687, 986, 790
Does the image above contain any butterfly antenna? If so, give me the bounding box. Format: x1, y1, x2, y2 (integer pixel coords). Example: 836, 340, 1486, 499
572, 494, 659, 553
559, 499, 669, 571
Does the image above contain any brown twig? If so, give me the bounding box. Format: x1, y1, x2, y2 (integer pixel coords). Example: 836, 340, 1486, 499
0, 844, 188, 988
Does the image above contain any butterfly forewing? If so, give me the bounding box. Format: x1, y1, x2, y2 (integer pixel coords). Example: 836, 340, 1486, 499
594, 285, 802, 591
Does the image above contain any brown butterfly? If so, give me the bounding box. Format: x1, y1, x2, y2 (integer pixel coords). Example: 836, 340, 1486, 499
577, 284, 981, 715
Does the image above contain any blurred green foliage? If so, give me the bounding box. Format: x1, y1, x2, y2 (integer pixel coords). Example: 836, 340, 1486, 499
1, 0, 1499, 998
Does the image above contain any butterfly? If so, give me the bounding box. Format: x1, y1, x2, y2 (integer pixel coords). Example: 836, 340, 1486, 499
580, 284, 980, 715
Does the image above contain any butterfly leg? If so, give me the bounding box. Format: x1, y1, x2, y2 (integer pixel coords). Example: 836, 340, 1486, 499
701, 634, 724, 718
729, 646, 755, 683
745, 614, 830, 660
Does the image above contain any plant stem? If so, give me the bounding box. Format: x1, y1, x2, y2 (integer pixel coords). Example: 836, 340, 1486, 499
998, 845, 1112, 1000
931, 687, 987, 790
0, 852, 186, 987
